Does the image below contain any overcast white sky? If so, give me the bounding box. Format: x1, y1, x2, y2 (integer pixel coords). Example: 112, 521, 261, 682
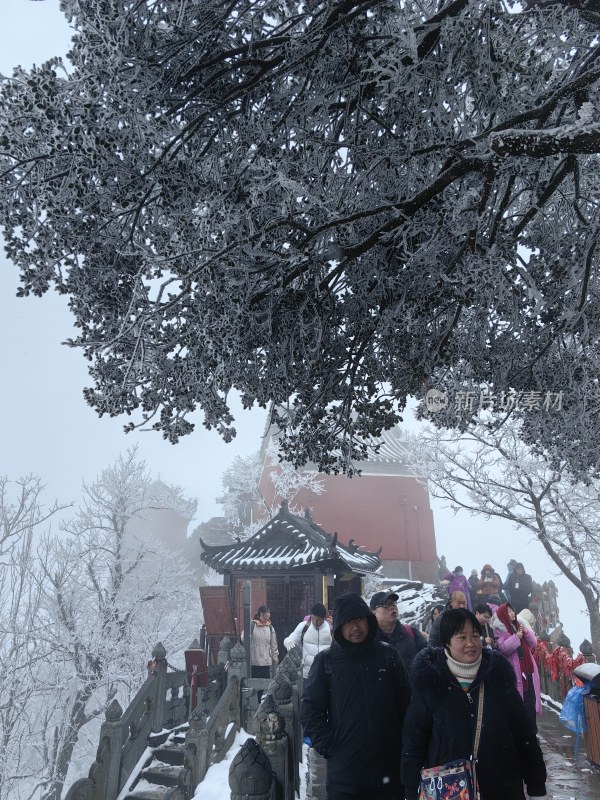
0, 3, 267, 515
0, 1, 589, 649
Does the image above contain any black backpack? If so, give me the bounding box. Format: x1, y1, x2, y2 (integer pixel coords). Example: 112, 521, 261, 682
300, 621, 311, 646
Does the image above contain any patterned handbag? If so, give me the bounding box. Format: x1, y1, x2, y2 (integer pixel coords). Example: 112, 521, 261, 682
418, 758, 476, 800
418, 684, 484, 800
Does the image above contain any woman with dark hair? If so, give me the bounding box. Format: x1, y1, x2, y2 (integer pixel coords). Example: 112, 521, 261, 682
244, 605, 278, 678
401, 608, 547, 800
284, 602, 332, 678
493, 602, 542, 733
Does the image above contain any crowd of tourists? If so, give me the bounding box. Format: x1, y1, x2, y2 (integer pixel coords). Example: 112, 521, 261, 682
246, 557, 547, 800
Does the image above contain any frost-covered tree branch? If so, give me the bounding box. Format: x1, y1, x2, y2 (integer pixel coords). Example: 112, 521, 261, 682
219, 445, 325, 540
1, 1, 600, 473
405, 419, 600, 653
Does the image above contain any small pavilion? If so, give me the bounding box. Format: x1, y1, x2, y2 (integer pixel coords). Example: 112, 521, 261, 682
199, 500, 381, 655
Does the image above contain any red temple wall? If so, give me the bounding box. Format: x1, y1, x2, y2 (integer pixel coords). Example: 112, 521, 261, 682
256, 470, 438, 578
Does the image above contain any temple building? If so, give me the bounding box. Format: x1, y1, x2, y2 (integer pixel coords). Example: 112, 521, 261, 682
256, 423, 439, 584
199, 501, 381, 656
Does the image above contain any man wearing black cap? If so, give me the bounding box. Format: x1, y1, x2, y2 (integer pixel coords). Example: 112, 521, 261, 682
370, 591, 427, 671
301, 592, 411, 800
284, 602, 332, 679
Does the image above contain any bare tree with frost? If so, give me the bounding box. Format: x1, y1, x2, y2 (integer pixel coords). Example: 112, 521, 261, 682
405, 419, 600, 654
0, 454, 198, 800
219, 444, 325, 539
1, 1, 600, 473
0, 478, 67, 800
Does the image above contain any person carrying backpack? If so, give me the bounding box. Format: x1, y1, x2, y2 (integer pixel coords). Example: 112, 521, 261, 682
301, 592, 412, 800
370, 591, 427, 671
241, 605, 278, 678
284, 602, 332, 678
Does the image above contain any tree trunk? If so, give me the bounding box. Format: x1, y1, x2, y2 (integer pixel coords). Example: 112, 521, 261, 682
40, 689, 93, 800
585, 594, 600, 659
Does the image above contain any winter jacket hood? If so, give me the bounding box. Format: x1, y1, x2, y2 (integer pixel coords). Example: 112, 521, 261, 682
332, 592, 378, 647
492, 615, 510, 636
301, 594, 411, 796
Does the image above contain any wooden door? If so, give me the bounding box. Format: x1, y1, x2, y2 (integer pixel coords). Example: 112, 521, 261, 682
199, 585, 237, 663
234, 577, 267, 634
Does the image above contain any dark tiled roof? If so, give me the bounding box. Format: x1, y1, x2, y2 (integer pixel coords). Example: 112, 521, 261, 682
199, 503, 381, 574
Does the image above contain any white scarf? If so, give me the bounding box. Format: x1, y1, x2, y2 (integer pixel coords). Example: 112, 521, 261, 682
445, 651, 482, 687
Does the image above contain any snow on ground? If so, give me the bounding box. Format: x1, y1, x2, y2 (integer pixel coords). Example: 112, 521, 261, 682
192, 729, 253, 800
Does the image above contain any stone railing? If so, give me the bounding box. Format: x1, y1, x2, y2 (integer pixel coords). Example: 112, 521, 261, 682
228, 645, 305, 800
64, 640, 230, 800
63, 638, 308, 800
64, 642, 190, 800
176, 673, 241, 798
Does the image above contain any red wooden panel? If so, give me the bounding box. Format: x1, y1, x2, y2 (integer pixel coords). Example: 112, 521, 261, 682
199, 586, 236, 636
584, 696, 600, 767
184, 647, 208, 688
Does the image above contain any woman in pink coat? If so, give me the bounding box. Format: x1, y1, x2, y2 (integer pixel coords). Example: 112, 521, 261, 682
493, 602, 542, 733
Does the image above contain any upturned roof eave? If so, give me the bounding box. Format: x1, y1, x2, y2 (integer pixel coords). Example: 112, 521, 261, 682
200, 549, 381, 575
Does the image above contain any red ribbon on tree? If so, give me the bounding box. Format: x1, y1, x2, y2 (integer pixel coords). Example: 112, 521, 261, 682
533, 640, 585, 696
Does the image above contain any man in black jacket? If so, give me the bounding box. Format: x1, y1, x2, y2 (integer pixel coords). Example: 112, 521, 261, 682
427, 590, 468, 648
505, 562, 533, 613
370, 590, 427, 670
300, 592, 412, 800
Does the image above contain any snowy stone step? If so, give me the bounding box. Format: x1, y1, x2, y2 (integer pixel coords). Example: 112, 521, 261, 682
122, 780, 175, 800
140, 763, 182, 787
151, 742, 185, 766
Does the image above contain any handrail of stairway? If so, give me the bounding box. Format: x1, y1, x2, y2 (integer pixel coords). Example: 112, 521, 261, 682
63, 642, 196, 800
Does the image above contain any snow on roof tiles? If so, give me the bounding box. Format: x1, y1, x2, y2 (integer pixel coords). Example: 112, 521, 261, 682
200, 503, 381, 574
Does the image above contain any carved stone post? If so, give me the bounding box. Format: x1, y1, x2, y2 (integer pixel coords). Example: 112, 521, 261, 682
219, 636, 233, 666
255, 694, 288, 800
229, 739, 274, 800
184, 706, 210, 789
149, 642, 168, 733
228, 642, 248, 681
580, 639, 597, 663
276, 647, 302, 786
97, 699, 124, 800
268, 674, 297, 796
277, 648, 302, 685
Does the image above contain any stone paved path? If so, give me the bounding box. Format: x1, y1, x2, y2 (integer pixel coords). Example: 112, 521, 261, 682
539, 707, 600, 800
302, 707, 600, 799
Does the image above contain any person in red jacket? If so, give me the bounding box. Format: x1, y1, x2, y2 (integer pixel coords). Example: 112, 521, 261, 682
477, 564, 503, 604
